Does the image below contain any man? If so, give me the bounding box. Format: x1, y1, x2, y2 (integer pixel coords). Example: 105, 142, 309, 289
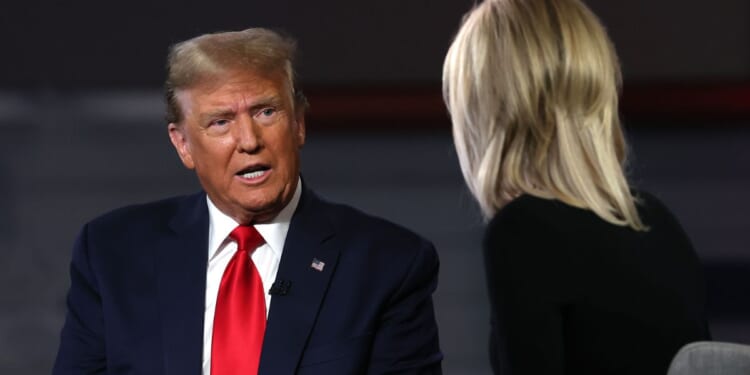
53, 28, 443, 374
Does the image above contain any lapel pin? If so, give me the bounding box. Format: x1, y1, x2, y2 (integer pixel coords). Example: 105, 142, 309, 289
310, 258, 325, 272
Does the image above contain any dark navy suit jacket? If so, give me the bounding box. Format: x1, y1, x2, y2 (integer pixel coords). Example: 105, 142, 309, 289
53, 187, 443, 374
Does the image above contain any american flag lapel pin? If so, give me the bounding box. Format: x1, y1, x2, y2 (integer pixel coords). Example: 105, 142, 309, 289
310, 258, 325, 272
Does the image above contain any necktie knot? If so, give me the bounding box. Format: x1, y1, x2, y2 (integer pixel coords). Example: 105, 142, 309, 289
229, 225, 265, 253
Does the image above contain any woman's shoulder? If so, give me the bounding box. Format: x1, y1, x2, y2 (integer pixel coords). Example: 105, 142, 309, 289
484, 194, 575, 254
487, 194, 591, 234
491, 190, 679, 229
632, 189, 672, 216
482, 195, 594, 284
484, 192, 643, 256
632, 189, 694, 242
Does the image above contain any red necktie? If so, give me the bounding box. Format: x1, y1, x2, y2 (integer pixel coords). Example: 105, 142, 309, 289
211, 225, 267, 375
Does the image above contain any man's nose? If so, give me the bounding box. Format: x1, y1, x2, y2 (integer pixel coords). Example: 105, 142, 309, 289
235, 115, 261, 153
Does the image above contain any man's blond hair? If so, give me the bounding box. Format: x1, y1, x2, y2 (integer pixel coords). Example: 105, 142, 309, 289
165, 28, 307, 124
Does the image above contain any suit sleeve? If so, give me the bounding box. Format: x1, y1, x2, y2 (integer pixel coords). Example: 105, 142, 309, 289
366, 240, 443, 374
484, 213, 566, 375
53, 223, 107, 374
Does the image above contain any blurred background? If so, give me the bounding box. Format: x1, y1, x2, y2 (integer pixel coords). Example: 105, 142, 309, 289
1, 0, 748, 373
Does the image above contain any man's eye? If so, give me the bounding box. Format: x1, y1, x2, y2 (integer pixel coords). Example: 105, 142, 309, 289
259, 108, 276, 117
210, 119, 230, 126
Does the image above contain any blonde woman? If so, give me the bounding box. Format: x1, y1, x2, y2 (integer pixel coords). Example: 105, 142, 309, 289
443, 0, 710, 373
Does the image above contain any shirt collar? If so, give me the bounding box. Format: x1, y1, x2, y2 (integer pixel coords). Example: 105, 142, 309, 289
207, 177, 302, 260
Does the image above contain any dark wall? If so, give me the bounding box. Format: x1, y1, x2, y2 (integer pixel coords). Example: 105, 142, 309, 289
2, 0, 748, 89
0, 0, 475, 88
587, 0, 750, 80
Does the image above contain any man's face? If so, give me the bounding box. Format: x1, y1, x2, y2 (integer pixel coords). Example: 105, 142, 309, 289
168, 69, 305, 224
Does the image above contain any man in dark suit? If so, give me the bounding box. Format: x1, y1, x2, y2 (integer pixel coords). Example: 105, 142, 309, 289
53, 28, 442, 374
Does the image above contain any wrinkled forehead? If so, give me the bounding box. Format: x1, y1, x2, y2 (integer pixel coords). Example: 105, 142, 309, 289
175, 68, 293, 115
185, 63, 293, 94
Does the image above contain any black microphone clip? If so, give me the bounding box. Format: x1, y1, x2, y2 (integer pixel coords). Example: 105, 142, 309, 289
269, 279, 292, 296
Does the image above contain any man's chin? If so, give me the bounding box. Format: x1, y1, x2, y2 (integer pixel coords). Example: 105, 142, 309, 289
236, 200, 285, 224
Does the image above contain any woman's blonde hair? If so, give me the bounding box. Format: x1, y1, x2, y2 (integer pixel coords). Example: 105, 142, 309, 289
443, 0, 646, 230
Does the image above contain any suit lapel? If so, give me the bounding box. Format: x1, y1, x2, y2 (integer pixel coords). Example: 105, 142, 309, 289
156, 193, 209, 375
259, 188, 340, 374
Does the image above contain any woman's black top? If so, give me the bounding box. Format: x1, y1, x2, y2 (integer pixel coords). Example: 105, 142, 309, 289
484, 192, 710, 375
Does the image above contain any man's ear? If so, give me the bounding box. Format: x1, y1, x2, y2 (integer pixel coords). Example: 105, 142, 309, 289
295, 112, 306, 148
168, 123, 195, 169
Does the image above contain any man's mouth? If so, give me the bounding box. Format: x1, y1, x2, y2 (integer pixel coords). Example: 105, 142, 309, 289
237, 165, 270, 179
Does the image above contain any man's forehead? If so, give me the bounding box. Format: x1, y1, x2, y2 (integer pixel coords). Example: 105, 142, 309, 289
177, 71, 289, 106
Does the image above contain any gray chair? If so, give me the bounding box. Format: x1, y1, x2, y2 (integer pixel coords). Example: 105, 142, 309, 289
667, 341, 750, 375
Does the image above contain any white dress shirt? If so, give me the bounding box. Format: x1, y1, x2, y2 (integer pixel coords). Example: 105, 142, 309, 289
202, 179, 302, 375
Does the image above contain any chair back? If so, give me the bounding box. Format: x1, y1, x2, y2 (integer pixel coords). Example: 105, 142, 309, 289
667, 341, 750, 375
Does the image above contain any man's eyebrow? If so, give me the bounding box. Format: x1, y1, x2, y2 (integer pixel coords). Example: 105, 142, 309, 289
249, 96, 284, 110
200, 108, 236, 122
198, 95, 285, 121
